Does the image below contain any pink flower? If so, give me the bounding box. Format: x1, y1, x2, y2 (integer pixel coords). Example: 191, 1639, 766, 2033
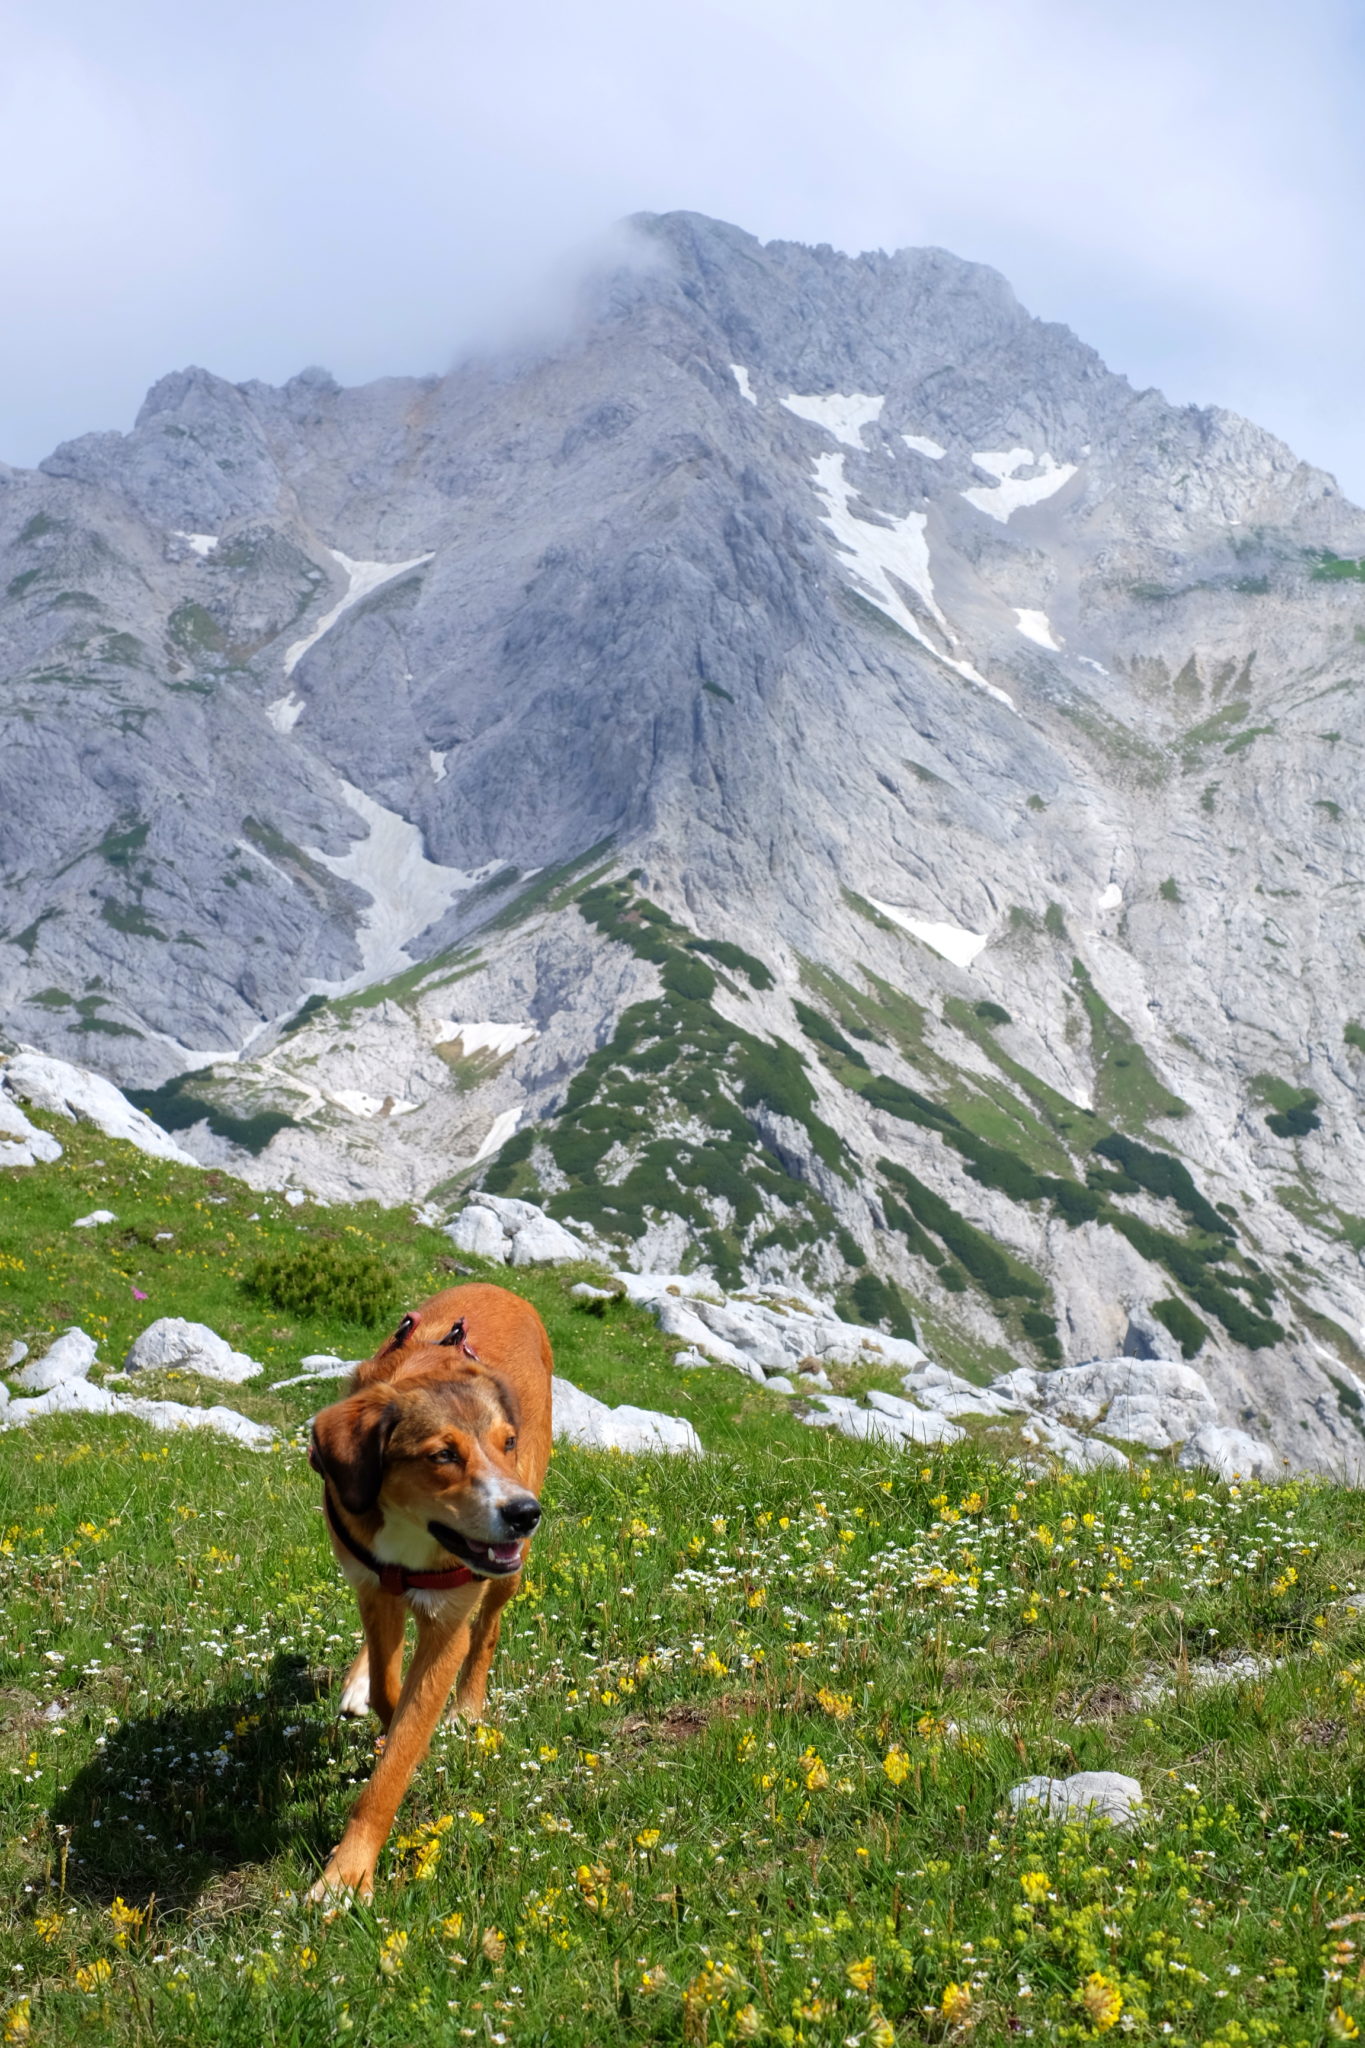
131, 1287, 149, 1301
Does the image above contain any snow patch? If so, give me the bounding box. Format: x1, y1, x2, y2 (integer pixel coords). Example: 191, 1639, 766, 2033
1078, 655, 1110, 677
781, 392, 884, 449
429, 749, 448, 782
1097, 883, 1123, 912
902, 432, 946, 460
283, 548, 433, 678
174, 531, 219, 557
465, 1106, 522, 1169
265, 692, 305, 733
433, 1021, 537, 1060
1014, 608, 1060, 651
869, 901, 988, 969
327, 1090, 417, 1119
730, 364, 757, 405
308, 781, 490, 986
962, 449, 1077, 523
808, 455, 1013, 709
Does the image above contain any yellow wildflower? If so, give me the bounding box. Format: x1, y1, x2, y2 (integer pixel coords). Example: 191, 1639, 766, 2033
3, 2000, 30, 2044
441, 1912, 464, 1942
481, 1927, 506, 1962
639, 1965, 669, 1994
803, 1750, 830, 1791
636, 1828, 662, 1850
295, 1946, 317, 1971
74, 1961, 112, 1994
883, 1747, 911, 1784
734, 2005, 762, 2038
941, 1981, 973, 2024
34, 1914, 63, 1945
816, 1685, 854, 1721
1328, 2011, 1361, 2042
378, 1931, 407, 1976
747, 1586, 767, 1608
1019, 1871, 1050, 1904
701, 1652, 729, 1678
473, 1725, 504, 1754
847, 1955, 876, 1992
1078, 1972, 1123, 2031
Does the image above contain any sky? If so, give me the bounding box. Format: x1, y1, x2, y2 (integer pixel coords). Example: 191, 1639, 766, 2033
2, 0, 1363, 493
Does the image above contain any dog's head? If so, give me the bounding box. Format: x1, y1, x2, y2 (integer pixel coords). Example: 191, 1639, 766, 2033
309, 1357, 541, 1577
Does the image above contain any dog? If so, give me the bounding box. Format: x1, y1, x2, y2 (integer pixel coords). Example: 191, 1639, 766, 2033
305, 1282, 553, 1898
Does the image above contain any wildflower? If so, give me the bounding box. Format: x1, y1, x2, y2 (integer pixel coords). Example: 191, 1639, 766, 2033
816, 1685, 854, 1721
3, 2000, 31, 2044
575, 1863, 611, 1915
802, 1750, 830, 1791
441, 1912, 464, 1942
378, 1931, 407, 1976
481, 1928, 506, 1963
1328, 2010, 1361, 2041
747, 1587, 767, 1608
941, 1982, 973, 2024
639, 1966, 668, 1994
701, 1652, 729, 1678
1019, 1871, 1050, 1904
636, 1829, 662, 1850
867, 2011, 896, 2047
473, 1725, 504, 1754
74, 1961, 112, 1994
295, 1947, 317, 1971
734, 2005, 762, 2038
712, 1516, 728, 1534
1078, 1972, 1123, 2031
883, 1747, 911, 1785
109, 1897, 146, 1948
847, 1955, 876, 1992
33, 1914, 62, 1945
538, 1746, 559, 1762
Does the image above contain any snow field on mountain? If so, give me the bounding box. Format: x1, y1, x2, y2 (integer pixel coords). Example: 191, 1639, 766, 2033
962, 448, 1078, 521
780, 389, 885, 446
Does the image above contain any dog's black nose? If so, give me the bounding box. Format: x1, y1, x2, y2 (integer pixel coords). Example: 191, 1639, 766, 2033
501, 1495, 542, 1537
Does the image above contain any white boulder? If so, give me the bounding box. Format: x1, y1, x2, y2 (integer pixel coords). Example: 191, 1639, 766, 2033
72, 1209, 117, 1228
509, 1212, 592, 1266
3, 1377, 117, 1425
1019, 1415, 1130, 1471
1026, 1358, 1216, 1451
0, 1091, 64, 1168
553, 1376, 701, 1455
123, 1317, 263, 1385
116, 1398, 275, 1449
446, 1205, 512, 1261
1178, 1424, 1283, 1482
2, 1051, 199, 1166
1008, 1771, 1145, 1829
14, 1327, 98, 1393
805, 1391, 964, 1447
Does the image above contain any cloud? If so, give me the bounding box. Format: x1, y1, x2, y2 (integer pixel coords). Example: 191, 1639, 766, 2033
0, 0, 1360, 492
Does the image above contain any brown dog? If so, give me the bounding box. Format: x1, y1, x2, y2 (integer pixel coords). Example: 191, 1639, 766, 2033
306, 1283, 553, 1898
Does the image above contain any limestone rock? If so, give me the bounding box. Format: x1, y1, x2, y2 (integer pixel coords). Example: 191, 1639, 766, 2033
0, 1091, 63, 1168
508, 1212, 592, 1267
1178, 1425, 1283, 1482
72, 1209, 116, 1228
552, 1375, 701, 1455
446, 1205, 512, 1261
2, 1052, 198, 1166
1008, 1771, 1145, 1829
14, 1326, 97, 1392
123, 1317, 263, 1385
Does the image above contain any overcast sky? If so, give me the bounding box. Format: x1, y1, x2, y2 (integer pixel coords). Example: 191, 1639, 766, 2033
3, 0, 1362, 493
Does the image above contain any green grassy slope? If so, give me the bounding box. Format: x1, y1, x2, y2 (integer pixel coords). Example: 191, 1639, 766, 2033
2, 1124, 1365, 2048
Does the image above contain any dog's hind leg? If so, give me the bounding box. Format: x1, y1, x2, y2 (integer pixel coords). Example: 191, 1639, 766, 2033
452, 1573, 519, 1722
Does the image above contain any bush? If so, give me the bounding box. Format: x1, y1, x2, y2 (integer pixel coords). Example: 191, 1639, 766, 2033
880, 1161, 1033, 1301
1092, 1132, 1230, 1237
944, 1129, 1043, 1203
794, 1001, 868, 1068
661, 953, 717, 1003
687, 939, 774, 991
246, 1241, 396, 1326
859, 1075, 956, 1129
847, 1270, 917, 1342
973, 1000, 1011, 1027
1038, 1177, 1103, 1227
1152, 1296, 1208, 1360
1265, 1095, 1321, 1140
835, 1227, 866, 1269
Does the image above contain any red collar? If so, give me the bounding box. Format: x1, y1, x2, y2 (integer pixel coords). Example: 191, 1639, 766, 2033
323, 1487, 476, 1596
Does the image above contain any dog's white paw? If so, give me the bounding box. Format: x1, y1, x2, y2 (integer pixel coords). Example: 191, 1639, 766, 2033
338, 1670, 371, 1719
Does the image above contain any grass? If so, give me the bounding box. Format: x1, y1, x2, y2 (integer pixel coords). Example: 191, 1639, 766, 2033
4, 1124, 1365, 2044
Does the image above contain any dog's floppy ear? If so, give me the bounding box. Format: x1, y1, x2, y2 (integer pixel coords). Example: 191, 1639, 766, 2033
310, 1388, 399, 1516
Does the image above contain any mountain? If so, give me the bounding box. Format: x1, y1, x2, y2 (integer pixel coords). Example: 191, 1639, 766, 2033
3, 209, 1365, 1477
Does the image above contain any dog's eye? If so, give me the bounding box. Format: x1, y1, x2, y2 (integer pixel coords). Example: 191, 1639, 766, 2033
504, 1435, 517, 1454
429, 1446, 463, 1465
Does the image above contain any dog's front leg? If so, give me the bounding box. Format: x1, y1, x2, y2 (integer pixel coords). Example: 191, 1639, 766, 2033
344, 1584, 405, 1730
310, 1596, 473, 1900
453, 1572, 519, 1721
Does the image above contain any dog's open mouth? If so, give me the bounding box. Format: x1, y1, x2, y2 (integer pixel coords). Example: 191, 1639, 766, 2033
428, 1521, 523, 1576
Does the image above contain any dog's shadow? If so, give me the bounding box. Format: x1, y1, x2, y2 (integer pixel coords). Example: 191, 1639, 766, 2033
50, 1654, 360, 1907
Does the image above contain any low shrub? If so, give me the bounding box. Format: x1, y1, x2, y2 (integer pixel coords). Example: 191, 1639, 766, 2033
246, 1240, 396, 1326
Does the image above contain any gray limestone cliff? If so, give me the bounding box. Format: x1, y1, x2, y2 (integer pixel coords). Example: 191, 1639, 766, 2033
3, 210, 1365, 1477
